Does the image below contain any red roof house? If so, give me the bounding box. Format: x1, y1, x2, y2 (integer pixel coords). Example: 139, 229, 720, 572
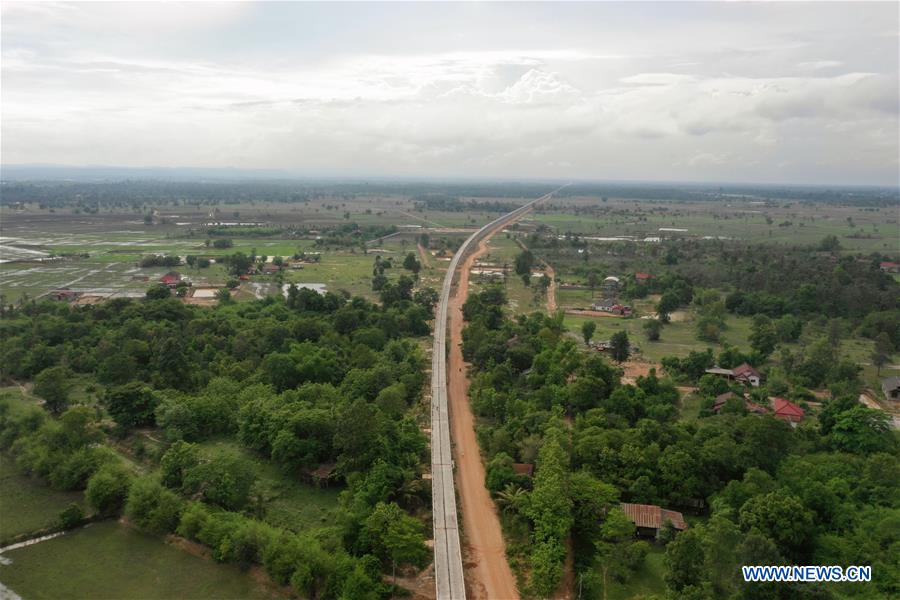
635, 272, 653, 283
772, 397, 804, 425
159, 272, 181, 287
880, 261, 900, 273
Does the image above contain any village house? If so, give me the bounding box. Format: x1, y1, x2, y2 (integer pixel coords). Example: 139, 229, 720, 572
635, 272, 653, 284
600, 275, 621, 294
704, 362, 762, 387
733, 363, 762, 387
772, 397, 805, 426
159, 271, 181, 287
620, 503, 688, 539
879, 261, 900, 273
591, 297, 632, 316
512, 463, 534, 477
881, 377, 900, 400
262, 263, 281, 275
303, 463, 337, 488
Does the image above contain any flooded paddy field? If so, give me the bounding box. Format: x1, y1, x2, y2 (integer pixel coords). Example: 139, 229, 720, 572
0, 198, 463, 303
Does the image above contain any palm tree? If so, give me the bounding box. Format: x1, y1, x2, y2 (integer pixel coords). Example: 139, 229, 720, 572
495, 483, 527, 515
395, 476, 428, 510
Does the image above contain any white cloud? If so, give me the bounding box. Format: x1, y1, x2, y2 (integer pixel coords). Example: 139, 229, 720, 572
1, 2, 897, 184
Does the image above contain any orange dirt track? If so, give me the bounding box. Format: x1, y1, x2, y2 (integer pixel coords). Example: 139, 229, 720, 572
447, 234, 520, 600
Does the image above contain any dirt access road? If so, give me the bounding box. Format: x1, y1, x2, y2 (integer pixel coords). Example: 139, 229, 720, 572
543, 260, 557, 313
448, 236, 520, 600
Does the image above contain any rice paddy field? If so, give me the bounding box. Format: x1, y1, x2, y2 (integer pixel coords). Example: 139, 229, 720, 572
532, 196, 898, 252
0, 191, 490, 303
4, 190, 894, 304
0, 521, 283, 600
0, 455, 85, 543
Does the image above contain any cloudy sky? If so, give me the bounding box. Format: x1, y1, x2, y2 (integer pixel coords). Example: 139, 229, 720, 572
2, 2, 898, 185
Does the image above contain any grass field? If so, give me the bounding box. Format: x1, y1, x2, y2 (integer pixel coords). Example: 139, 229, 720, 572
533, 197, 897, 252
605, 545, 667, 600
0, 455, 84, 542
466, 234, 551, 315
198, 440, 340, 533
564, 314, 723, 364
0, 521, 282, 600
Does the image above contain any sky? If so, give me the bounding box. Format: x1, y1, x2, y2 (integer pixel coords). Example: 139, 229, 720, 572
2, 1, 898, 185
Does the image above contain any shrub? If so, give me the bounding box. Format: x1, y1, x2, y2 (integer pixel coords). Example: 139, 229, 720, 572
219, 520, 277, 568
125, 478, 184, 534
176, 502, 211, 541
58, 503, 84, 530
182, 452, 256, 511
86, 464, 133, 516
49, 446, 117, 491
263, 533, 307, 585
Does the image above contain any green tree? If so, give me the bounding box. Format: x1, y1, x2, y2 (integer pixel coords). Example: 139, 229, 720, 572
34, 366, 73, 415
103, 383, 159, 429
215, 288, 233, 305
495, 483, 527, 515
145, 284, 171, 300
159, 440, 200, 489
125, 478, 184, 534
749, 315, 778, 357
581, 321, 597, 347
571, 471, 619, 549
818, 234, 842, 252
227, 252, 254, 277
656, 293, 679, 323
515, 250, 535, 276
871, 332, 892, 376
664, 526, 706, 594
829, 406, 895, 455
644, 319, 662, 341
595, 507, 637, 600
526, 430, 572, 596
402, 252, 421, 276
413, 287, 439, 313
610, 331, 630, 363
361, 502, 429, 581
182, 451, 256, 511
86, 464, 133, 516
739, 491, 813, 558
